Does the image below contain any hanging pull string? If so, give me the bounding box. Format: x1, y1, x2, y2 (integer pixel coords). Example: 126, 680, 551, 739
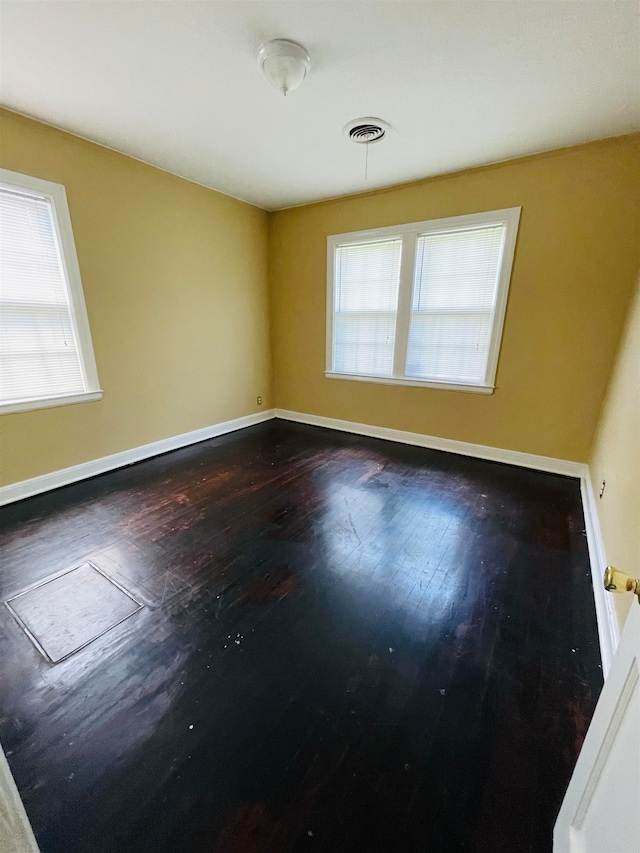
365, 141, 369, 180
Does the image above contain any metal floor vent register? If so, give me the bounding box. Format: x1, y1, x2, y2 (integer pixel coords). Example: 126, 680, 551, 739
4, 562, 143, 663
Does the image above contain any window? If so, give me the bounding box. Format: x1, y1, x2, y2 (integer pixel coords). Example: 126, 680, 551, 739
0, 169, 101, 414
326, 208, 520, 394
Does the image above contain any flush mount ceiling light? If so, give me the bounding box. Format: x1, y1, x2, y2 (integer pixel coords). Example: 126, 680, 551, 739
257, 39, 311, 96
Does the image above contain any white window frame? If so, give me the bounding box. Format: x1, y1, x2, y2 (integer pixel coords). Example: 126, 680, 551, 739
0, 169, 102, 415
326, 207, 521, 395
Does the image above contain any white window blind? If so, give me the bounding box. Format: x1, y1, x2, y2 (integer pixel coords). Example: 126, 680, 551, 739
333, 238, 401, 377
406, 225, 505, 384
326, 208, 520, 393
0, 170, 101, 414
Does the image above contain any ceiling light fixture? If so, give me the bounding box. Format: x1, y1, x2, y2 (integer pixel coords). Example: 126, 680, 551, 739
257, 39, 311, 97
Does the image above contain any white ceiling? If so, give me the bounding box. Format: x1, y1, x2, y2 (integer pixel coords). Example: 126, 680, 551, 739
1, 1, 638, 210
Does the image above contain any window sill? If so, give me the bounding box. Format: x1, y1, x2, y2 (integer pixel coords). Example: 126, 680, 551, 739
324, 372, 494, 395
0, 390, 103, 416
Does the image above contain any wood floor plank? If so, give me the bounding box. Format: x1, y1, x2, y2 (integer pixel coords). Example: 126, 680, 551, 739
0, 420, 602, 852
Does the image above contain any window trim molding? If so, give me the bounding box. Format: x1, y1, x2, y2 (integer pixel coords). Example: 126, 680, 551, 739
0, 391, 103, 417
324, 371, 494, 395
325, 207, 521, 393
0, 168, 102, 415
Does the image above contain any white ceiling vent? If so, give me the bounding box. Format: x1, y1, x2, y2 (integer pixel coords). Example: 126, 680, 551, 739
343, 118, 391, 144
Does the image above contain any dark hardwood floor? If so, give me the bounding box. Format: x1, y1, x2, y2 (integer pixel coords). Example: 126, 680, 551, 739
0, 420, 602, 853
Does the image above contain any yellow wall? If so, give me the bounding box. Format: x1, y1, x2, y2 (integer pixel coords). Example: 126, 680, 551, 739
0, 110, 272, 486
269, 135, 640, 461
590, 278, 640, 630
1, 112, 638, 491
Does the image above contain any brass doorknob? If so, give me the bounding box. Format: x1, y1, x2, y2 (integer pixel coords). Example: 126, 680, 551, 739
603, 567, 640, 603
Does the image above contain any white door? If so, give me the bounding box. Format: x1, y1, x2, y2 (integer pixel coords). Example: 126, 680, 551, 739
0, 744, 39, 852
554, 602, 639, 853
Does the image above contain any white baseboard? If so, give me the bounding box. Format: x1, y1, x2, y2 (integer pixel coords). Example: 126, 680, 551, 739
275, 408, 620, 674
579, 474, 620, 678
274, 408, 586, 477
0, 409, 275, 507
